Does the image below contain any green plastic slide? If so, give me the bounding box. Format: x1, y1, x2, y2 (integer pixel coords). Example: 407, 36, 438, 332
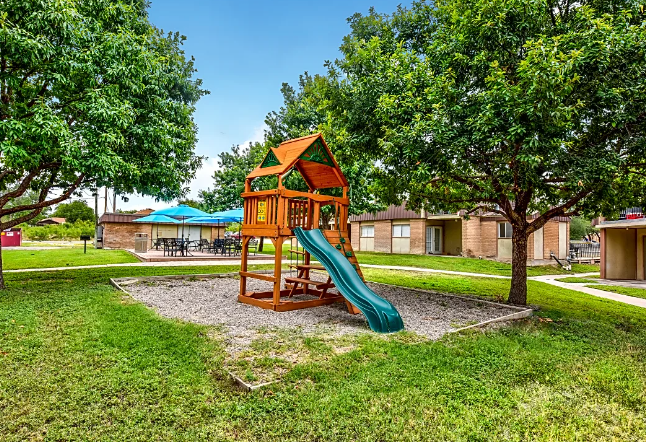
293, 228, 404, 333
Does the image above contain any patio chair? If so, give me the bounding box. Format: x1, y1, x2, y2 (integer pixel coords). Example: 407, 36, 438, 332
152, 238, 162, 250
248, 239, 258, 255
223, 239, 236, 256
163, 239, 179, 257
211, 238, 225, 255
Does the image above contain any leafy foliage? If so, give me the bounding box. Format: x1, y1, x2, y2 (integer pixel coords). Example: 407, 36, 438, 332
19, 220, 95, 241
0, 0, 207, 230
569, 216, 599, 240
0, 188, 50, 225
201, 73, 384, 218
52, 201, 94, 224
326, 0, 646, 303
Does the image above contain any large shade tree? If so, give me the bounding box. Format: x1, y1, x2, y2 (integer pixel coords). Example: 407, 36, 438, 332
52, 200, 95, 224
327, 0, 646, 304
0, 0, 207, 286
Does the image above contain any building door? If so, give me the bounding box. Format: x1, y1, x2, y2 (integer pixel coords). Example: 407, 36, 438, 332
426, 226, 442, 254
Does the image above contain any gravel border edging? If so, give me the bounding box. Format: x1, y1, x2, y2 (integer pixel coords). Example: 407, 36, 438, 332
364, 280, 533, 333
111, 273, 533, 333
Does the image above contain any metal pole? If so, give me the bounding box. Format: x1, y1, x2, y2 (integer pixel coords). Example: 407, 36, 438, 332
84, 239, 87, 254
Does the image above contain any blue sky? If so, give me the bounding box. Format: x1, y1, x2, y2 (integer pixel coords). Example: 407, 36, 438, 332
121, 0, 407, 211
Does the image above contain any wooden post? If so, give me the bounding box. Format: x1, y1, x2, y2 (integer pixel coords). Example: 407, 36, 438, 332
312, 201, 320, 230
273, 236, 283, 307
239, 235, 250, 297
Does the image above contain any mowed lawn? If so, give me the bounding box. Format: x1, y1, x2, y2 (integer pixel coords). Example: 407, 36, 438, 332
589, 284, 646, 301
0, 262, 644, 440
257, 241, 600, 276
355, 252, 599, 276
2, 248, 139, 270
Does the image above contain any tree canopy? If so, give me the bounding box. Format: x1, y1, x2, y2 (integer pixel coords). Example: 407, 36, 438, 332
0, 0, 207, 231
201, 73, 384, 220
52, 200, 95, 224
324, 0, 646, 304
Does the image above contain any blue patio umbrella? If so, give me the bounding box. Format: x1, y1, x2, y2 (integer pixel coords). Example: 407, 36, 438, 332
213, 208, 244, 220
186, 208, 244, 239
133, 214, 181, 240
133, 215, 182, 223
150, 204, 210, 239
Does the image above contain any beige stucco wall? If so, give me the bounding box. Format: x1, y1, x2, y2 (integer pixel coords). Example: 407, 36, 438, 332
558, 222, 568, 258
497, 238, 512, 259
635, 229, 646, 280
360, 237, 375, 251
443, 219, 462, 255
533, 227, 544, 260
605, 228, 637, 280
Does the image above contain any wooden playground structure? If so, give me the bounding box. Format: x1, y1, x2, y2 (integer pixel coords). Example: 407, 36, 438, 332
238, 133, 362, 313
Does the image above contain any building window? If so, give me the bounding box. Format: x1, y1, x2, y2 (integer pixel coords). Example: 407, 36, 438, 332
498, 222, 512, 238
360, 225, 374, 237
392, 224, 410, 238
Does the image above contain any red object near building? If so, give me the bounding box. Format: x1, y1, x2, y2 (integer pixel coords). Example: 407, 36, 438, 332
1, 228, 22, 247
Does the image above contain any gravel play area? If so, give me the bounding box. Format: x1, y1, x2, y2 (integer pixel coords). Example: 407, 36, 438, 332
118, 273, 528, 340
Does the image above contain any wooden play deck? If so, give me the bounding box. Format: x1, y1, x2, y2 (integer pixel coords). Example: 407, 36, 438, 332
238, 133, 362, 313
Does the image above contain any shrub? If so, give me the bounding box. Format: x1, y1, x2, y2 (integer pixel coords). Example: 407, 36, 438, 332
22, 220, 95, 241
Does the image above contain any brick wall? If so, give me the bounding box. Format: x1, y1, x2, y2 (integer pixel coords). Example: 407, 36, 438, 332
374, 220, 392, 253
103, 222, 152, 249
409, 218, 426, 255
527, 231, 534, 259
543, 220, 559, 259
462, 217, 498, 258
211, 226, 225, 240
350, 223, 360, 251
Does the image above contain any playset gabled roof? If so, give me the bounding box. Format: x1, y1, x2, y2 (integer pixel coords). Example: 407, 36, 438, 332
246, 133, 349, 190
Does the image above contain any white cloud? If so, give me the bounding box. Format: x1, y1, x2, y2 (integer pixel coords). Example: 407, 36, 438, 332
185, 155, 219, 197
237, 123, 267, 150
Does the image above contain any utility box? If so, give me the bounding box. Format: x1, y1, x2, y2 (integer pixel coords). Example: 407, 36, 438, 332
1, 228, 22, 247
134, 233, 148, 253
94, 225, 104, 249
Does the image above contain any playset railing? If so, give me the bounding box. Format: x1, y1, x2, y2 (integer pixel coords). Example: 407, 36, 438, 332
241, 189, 348, 235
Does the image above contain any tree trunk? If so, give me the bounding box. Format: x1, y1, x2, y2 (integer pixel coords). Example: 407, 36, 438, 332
258, 236, 264, 252
0, 234, 5, 290
508, 225, 529, 305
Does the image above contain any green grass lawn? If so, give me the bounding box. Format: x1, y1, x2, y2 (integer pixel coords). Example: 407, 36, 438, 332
2, 247, 139, 270
1, 263, 644, 440
355, 251, 599, 276
588, 284, 646, 300
555, 277, 599, 284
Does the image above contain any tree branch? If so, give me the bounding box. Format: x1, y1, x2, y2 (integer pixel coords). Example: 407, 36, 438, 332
0, 173, 85, 216
0, 163, 61, 207
527, 188, 594, 233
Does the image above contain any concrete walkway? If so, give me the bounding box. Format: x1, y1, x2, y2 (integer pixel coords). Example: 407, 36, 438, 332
530, 273, 646, 309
